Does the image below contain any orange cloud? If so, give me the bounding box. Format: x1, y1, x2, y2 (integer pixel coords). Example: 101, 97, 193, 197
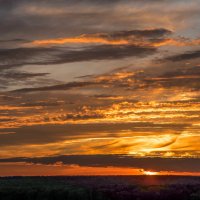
155, 38, 200, 47
31, 36, 129, 46
30, 34, 200, 47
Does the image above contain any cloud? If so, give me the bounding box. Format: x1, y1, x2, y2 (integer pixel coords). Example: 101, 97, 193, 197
0, 45, 156, 70
163, 50, 200, 62
0, 155, 199, 172
142, 66, 200, 90
11, 64, 200, 93
0, 47, 57, 70
0, 0, 200, 170
30, 29, 200, 48
1, 71, 49, 79
0, 88, 199, 158
0, 122, 188, 146
13, 81, 97, 92
1, 0, 200, 41
31, 28, 172, 46
0, 69, 56, 91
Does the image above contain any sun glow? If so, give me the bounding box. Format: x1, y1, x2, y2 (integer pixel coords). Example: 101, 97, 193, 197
143, 171, 159, 175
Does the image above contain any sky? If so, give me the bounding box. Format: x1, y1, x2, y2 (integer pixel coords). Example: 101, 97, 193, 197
0, 0, 200, 176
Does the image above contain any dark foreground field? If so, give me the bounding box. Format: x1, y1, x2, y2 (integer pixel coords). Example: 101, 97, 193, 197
0, 176, 200, 200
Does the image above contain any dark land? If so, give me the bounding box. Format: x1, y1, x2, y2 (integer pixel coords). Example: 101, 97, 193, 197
0, 176, 200, 200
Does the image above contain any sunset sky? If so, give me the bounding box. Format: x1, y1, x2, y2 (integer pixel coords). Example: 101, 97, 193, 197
0, 0, 200, 176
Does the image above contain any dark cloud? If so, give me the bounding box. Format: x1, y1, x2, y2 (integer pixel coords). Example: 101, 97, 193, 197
160, 66, 200, 77
0, 122, 188, 146
98, 28, 172, 40
142, 66, 200, 90
0, 0, 196, 40
0, 0, 180, 10
13, 81, 97, 92
163, 50, 200, 62
0, 155, 199, 172
0, 47, 57, 70
0, 39, 29, 43
1, 71, 49, 80
0, 71, 49, 90
0, 69, 55, 91
0, 45, 156, 70
57, 45, 155, 64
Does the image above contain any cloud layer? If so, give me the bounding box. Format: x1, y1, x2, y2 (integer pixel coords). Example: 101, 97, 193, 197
0, 0, 200, 175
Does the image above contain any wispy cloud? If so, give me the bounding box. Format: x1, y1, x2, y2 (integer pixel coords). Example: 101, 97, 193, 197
0, 45, 156, 70
30, 28, 172, 46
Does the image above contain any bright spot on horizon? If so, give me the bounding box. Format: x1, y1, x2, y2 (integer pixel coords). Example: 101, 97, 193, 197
143, 171, 159, 176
